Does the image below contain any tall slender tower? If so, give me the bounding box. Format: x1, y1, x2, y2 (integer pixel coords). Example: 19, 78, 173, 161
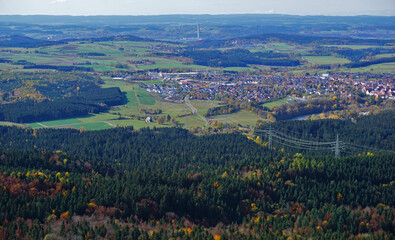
197, 24, 200, 40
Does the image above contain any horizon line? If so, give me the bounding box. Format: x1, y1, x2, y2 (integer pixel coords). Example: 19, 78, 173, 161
0, 13, 394, 17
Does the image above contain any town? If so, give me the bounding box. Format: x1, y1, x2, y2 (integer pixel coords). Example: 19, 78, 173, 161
140, 71, 395, 103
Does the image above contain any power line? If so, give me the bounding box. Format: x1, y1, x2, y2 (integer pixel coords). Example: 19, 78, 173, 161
271, 134, 335, 150
255, 129, 336, 147
269, 125, 336, 139
270, 138, 333, 151
344, 142, 395, 154
253, 127, 393, 156
256, 129, 334, 145
273, 130, 334, 145
335, 134, 340, 158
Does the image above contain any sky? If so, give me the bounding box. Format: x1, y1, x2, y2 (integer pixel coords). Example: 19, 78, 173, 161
0, 0, 394, 16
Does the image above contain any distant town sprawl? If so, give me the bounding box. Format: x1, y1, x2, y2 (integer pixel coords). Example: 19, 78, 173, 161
131, 71, 395, 102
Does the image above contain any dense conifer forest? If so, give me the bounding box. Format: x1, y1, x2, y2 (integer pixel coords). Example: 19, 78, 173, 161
166, 49, 300, 68
256, 110, 395, 154
0, 71, 124, 123
0, 112, 394, 239
0, 87, 123, 123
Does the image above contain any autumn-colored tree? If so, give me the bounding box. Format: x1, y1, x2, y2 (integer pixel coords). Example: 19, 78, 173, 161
60, 211, 70, 222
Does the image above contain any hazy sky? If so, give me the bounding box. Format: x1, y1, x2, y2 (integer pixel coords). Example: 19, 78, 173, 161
0, 0, 394, 16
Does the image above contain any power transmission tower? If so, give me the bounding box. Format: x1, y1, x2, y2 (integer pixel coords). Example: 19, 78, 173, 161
335, 134, 340, 158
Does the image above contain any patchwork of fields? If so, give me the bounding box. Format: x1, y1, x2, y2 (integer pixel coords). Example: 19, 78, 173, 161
0, 41, 211, 72
1, 38, 393, 131
0, 79, 269, 131
3, 80, 199, 130
0, 39, 393, 74
23, 80, 162, 130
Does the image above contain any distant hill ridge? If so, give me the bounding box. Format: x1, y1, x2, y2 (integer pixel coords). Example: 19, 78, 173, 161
191, 33, 395, 48
0, 34, 152, 47
0, 14, 394, 26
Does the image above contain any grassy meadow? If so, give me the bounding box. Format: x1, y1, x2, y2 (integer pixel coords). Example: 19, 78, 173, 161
207, 110, 265, 127
262, 97, 296, 108
304, 56, 350, 65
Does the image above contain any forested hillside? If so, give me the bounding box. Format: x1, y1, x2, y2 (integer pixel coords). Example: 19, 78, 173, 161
256, 110, 395, 155
0, 127, 271, 172
164, 49, 300, 68
0, 71, 124, 123
0, 112, 394, 239
0, 87, 123, 123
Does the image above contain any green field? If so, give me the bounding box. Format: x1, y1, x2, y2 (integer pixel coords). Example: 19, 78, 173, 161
177, 114, 206, 128
125, 90, 140, 110
304, 56, 350, 65
101, 80, 135, 91
189, 100, 222, 116
80, 64, 126, 71
102, 80, 156, 106
135, 88, 156, 105
224, 67, 255, 71
107, 119, 168, 129
28, 117, 113, 130
322, 45, 385, 49
207, 110, 265, 127
35, 118, 82, 127
262, 97, 295, 108
77, 113, 117, 122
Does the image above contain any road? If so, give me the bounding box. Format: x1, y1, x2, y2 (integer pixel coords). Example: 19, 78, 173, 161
185, 95, 208, 126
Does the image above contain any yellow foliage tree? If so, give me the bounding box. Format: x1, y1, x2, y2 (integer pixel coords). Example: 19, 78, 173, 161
251, 203, 258, 212
213, 235, 221, 240
213, 181, 219, 188
255, 136, 262, 145
337, 193, 343, 201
